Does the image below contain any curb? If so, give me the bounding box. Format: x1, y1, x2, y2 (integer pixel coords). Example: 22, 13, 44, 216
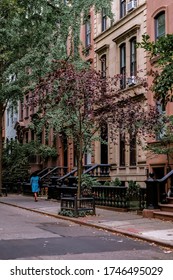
0, 200, 173, 250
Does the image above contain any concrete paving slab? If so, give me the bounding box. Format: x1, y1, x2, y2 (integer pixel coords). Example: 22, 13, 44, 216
142, 229, 173, 241
1, 194, 173, 249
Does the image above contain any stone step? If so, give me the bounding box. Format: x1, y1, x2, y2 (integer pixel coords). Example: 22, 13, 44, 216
153, 210, 173, 221
158, 203, 173, 212
167, 197, 173, 204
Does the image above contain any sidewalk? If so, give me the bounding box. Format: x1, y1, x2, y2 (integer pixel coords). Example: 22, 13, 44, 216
0, 194, 173, 249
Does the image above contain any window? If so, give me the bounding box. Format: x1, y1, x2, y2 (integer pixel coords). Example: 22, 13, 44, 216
101, 54, 106, 78
20, 102, 24, 120
155, 12, 165, 39
85, 16, 91, 48
101, 8, 107, 32
130, 37, 137, 77
100, 55, 106, 94
37, 132, 43, 144
45, 129, 49, 145
155, 100, 166, 140
25, 95, 29, 118
120, 0, 126, 18
31, 130, 35, 141
53, 131, 57, 147
120, 43, 126, 89
101, 123, 108, 164
10, 106, 14, 123
120, 133, 125, 166
25, 131, 28, 143
74, 33, 79, 57
7, 108, 10, 126
129, 133, 136, 166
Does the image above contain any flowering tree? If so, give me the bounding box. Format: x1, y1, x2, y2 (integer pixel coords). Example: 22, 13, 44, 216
32, 60, 160, 199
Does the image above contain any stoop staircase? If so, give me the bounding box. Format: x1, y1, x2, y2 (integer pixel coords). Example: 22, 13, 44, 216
153, 197, 173, 221
145, 170, 173, 221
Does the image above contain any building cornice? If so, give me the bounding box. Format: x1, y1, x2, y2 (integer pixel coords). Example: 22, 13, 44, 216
112, 24, 140, 43
94, 2, 146, 44
95, 44, 109, 54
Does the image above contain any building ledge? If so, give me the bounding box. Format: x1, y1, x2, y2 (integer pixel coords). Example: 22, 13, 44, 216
112, 24, 140, 44
95, 44, 109, 54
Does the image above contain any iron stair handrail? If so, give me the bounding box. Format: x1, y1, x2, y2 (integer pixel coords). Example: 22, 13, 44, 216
83, 163, 111, 174
37, 167, 54, 177
57, 168, 78, 182
56, 164, 111, 183
157, 170, 173, 183
40, 166, 67, 180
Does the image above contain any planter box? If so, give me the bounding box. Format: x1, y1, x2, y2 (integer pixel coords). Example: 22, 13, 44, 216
60, 195, 95, 217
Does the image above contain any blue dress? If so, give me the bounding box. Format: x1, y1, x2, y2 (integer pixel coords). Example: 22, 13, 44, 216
30, 176, 40, 193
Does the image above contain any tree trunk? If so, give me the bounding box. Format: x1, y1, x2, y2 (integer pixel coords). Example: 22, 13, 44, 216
0, 102, 3, 195
77, 135, 83, 200
77, 115, 83, 201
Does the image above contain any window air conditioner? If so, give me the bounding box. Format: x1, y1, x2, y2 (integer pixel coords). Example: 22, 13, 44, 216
127, 76, 136, 86
127, 1, 137, 12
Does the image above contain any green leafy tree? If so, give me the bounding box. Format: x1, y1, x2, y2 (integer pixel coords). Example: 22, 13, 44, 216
146, 116, 173, 169
138, 34, 173, 104
0, 0, 113, 194
3, 140, 57, 183
138, 34, 173, 166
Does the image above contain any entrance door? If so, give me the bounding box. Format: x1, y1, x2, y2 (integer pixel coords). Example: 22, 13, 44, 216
85, 151, 92, 166
152, 167, 165, 179
101, 124, 108, 164
63, 135, 68, 167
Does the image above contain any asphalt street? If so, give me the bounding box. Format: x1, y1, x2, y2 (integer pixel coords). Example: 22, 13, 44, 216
0, 203, 173, 260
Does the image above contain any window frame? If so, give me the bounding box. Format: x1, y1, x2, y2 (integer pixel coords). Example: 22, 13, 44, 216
101, 8, 107, 32
129, 133, 136, 166
101, 54, 107, 79
25, 95, 29, 119
85, 16, 91, 48
130, 37, 137, 77
120, 0, 126, 18
155, 11, 165, 40
120, 43, 126, 89
120, 133, 126, 166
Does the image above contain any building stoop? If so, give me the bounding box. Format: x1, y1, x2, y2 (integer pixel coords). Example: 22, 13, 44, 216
143, 197, 173, 221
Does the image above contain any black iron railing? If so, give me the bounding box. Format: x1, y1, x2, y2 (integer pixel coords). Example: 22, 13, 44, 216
92, 185, 128, 208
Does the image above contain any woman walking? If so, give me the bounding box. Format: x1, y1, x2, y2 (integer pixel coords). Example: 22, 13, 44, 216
30, 171, 40, 202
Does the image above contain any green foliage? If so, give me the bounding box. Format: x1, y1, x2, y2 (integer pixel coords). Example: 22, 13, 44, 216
81, 174, 100, 187
58, 209, 75, 217
104, 177, 122, 186
1, 0, 113, 110
38, 145, 57, 160
126, 180, 140, 199
81, 174, 99, 197
0, 0, 113, 192
103, 181, 111, 186
145, 115, 173, 162
111, 177, 122, 186
2, 140, 57, 182
138, 34, 173, 103
58, 209, 94, 217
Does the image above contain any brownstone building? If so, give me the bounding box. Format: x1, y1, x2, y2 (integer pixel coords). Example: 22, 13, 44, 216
11, 0, 173, 186
146, 0, 173, 179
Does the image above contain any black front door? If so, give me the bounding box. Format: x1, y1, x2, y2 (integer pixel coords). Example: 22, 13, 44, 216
101, 124, 108, 164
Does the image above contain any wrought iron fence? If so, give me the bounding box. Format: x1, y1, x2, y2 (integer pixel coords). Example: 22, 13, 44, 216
60, 195, 95, 217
